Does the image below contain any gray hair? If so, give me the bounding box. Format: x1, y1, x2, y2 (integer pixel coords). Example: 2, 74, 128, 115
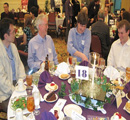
35, 13, 48, 30
98, 10, 105, 20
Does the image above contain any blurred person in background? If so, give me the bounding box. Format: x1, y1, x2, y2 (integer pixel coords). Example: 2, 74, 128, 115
28, 0, 38, 12
1, 2, 14, 20
30, 6, 38, 34
119, 8, 125, 21
87, 0, 100, 27
0, 18, 25, 112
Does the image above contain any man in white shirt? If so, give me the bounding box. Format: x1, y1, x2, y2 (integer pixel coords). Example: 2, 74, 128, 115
107, 20, 130, 72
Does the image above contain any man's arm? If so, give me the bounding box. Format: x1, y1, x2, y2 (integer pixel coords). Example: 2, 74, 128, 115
28, 41, 42, 71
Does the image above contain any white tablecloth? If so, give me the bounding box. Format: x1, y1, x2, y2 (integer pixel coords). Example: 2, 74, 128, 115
56, 17, 64, 32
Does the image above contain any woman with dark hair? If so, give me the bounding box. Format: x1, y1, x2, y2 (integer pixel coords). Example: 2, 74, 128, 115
119, 8, 125, 21
18, 14, 35, 53
123, 11, 130, 23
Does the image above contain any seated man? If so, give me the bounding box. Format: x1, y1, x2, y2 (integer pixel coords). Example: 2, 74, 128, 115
107, 20, 130, 72
1, 2, 14, 20
28, 14, 58, 72
67, 12, 91, 62
91, 10, 111, 64
0, 18, 26, 112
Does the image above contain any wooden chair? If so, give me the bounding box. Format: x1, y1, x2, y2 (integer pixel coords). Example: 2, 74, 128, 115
48, 12, 56, 31
91, 35, 102, 56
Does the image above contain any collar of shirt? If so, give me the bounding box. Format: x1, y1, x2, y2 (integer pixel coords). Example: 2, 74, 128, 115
117, 37, 130, 46
76, 27, 85, 36
37, 33, 47, 43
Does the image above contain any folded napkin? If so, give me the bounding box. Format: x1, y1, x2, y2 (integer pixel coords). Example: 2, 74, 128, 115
36, 62, 45, 74
79, 61, 88, 66
55, 62, 70, 76
124, 82, 130, 93
38, 71, 52, 88
40, 111, 57, 120
104, 66, 120, 80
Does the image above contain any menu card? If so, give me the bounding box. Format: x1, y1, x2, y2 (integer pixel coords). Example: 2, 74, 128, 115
53, 98, 67, 111
71, 110, 86, 120
87, 115, 109, 120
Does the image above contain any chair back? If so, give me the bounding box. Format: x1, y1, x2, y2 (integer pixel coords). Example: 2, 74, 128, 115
48, 12, 56, 24
91, 35, 102, 56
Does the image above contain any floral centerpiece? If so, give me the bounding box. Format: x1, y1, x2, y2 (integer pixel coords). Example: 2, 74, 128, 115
69, 76, 112, 111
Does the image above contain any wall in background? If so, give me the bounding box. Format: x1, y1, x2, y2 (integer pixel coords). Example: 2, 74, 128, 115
121, 0, 130, 12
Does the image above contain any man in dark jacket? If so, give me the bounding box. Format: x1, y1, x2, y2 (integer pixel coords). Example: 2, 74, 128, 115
87, 0, 100, 27
91, 10, 111, 63
1, 3, 14, 20
28, 0, 38, 12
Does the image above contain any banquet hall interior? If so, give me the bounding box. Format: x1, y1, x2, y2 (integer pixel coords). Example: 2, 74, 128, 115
0, 0, 130, 119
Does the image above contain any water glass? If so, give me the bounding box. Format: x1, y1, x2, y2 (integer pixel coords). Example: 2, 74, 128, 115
27, 95, 35, 112
49, 61, 55, 76
33, 91, 40, 115
72, 57, 77, 67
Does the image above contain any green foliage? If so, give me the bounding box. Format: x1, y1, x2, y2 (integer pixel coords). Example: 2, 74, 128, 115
70, 76, 112, 111
58, 82, 66, 98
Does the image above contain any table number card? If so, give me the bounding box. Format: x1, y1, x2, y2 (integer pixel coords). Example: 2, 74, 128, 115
71, 110, 86, 120
75, 65, 89, 80
116, 90, 122, 108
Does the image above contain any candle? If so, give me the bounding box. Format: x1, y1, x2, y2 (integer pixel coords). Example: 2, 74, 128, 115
92, 54, 96, 87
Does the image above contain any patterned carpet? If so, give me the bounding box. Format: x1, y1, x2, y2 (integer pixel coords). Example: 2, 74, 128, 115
0, 31, 69, 119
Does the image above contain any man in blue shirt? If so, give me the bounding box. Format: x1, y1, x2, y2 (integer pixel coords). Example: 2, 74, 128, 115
67, 12, 91, 62
28, 14, 58, 72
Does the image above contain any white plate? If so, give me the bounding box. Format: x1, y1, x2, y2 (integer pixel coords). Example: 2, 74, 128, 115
59, 74, 70, 80
126, 93, 130, 100
12, 116, 27, 120
63, 104, 82, 117
45, 83, 58, 91
43, 93, 58, 103
15, 85, 26, 92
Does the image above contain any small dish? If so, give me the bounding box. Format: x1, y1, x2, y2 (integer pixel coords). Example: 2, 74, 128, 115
15, 85, 26, 92
43, 93, 58, 103
59, 74, 70, 80
45, 83, 58, 91
124, 101, 130, 114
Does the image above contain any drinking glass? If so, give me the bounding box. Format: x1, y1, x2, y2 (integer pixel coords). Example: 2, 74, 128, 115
27, 95, 35, 112
70, 68, 76, 80
49, 61, 55, 76
126, 67, 130, 82
33, 91, 40, 115
67, 56, 73, 66
98, 58, 105, 77
72, 57, 77, 67
26, 75, 33, 86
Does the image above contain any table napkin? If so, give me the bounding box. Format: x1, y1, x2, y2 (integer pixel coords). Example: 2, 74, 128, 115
79, 61, 88, 66
104, 66, 120, 80
55, 62, 70, 76
38, 71, 52, 88
40, 111, 57, 120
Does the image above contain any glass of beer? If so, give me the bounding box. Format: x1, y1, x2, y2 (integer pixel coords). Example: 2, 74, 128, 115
26, 75, 32, 86
27, 95, 35, 112
126, 67, 130, 82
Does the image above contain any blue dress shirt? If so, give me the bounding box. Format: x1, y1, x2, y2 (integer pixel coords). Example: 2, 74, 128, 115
28, 34, 58, 71
67, 27, 91, 62
5, 45, 16, 81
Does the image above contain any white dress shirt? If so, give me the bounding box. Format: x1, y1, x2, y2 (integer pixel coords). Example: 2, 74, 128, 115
107, 38, 130, 71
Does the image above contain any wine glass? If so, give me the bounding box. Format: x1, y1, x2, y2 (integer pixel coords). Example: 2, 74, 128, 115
49, 61, 55, 76
27, 95, 35, 112
26, 75, 33, 86
98, 58, 105, 77
33, 91, 40, 115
